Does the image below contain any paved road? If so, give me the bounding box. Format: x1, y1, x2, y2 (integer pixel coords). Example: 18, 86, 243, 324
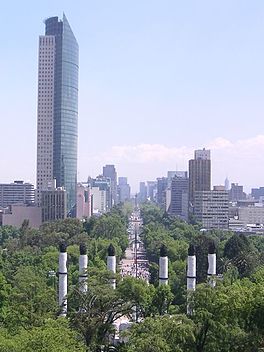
120, 209, 150, 282
114, 209, 150, 340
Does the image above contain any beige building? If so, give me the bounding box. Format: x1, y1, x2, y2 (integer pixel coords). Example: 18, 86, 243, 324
0, 205, 42, 228
194, 186, 229, 229
238, 206, 264, 226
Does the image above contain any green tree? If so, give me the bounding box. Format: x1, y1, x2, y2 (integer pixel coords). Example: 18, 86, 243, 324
0, 320, 86, 352
5, 266, 57, 330
0, 226, 19, 247
126, 315, 195, 352
118, 277, 155, 318
91, 214, 128, 253
224, 234, 259, 277
69, 271, 133, 350
152, 285, 174, 315
140, 203, 163, 225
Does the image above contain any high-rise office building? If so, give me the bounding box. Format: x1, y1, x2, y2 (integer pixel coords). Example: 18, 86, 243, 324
103, 165, 117, 207
118, 177, 131, 203
36, 14, 79, 215
167, 171, 187, 187
189, 148, 211, 207
90, 176, 112, 211
169, 174, 189, 220
139, 182, 147, 203
229, 183, 246, 202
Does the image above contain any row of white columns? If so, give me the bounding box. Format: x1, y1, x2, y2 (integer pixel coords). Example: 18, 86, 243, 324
58, 243, 116, 316
58, 242, 216, 316
158, 243, 217, 287
158, 243, 217, 315
187, 242, 217, 314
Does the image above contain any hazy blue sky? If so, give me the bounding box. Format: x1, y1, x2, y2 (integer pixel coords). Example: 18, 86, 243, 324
1, 1, 264, 192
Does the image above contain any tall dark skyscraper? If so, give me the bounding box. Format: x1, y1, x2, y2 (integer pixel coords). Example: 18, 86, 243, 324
36, 14, 79, 214
189, 149, 211, 207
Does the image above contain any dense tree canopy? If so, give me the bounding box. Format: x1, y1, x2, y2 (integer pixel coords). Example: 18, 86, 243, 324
0, 202, 264, 351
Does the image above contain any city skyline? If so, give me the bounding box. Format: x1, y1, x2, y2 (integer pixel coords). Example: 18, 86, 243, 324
1, 1, 264, 192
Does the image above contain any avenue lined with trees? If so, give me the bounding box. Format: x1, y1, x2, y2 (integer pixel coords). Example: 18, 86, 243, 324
0, 203, 264, 350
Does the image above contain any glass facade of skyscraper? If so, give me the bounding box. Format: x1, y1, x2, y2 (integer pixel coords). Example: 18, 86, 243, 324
44, 15, 79, 214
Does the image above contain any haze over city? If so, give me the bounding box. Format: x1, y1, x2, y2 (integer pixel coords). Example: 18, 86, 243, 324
1, 0, 264, 192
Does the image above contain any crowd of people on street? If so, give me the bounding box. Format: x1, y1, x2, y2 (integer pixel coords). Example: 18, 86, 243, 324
120, 211, 150, 283
120, 261, 150, 282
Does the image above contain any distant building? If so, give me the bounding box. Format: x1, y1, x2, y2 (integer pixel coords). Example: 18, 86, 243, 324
118, 177, 131, 203
165, 188, 171, 212
167, 171, 187, 187
229, 183, 246, 202
147, 181, 157, 202
251, 187, 264, 201
0, 181, 35, 207
41, 187, 67, 223
90, 187, 107, 214
0, 204, 42, 229
224, 177, 230, 191
90, 176, 111, 211
139, 182, 147, 203
238, 206, 264, 226
76, 183, 92, 220
103, 165, 117, 207
194, 186, 229, 229
189, 148, 211, 208
169, 174, 189, 220
156, 177, 168, 209
194, 149, 210, 160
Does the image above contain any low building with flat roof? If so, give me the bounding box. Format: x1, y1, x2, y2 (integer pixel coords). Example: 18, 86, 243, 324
0, 204, 41, 228
0, 181, 35, 207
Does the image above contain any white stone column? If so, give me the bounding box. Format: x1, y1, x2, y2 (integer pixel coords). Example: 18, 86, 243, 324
59, 243, 67, 317
79, 243, 88, 293
187, 244, 196, 315
208, 242, 216, 288
107, 244, 116, 289
159, 245, 168, 285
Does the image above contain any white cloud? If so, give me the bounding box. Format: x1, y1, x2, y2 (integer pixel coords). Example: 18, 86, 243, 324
79, 135, 264, 192
103, 144, 191, 163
